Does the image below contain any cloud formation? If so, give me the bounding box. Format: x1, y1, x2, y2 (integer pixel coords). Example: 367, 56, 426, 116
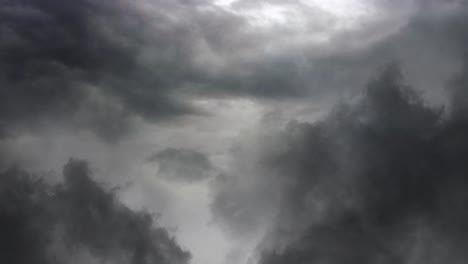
0, 0, 430, 142
148, 148, 214, 183
0, 158, 190, 264
211, 61, 468, 264
3, 1, 468, 264
0, 0, 202, 140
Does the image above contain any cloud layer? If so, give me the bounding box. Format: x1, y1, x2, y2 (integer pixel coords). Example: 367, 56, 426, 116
0, 0, 434, 141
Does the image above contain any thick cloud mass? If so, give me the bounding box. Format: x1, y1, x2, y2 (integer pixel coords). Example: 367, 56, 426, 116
0, 0, 199, 139
0, 159, 190, 264
0, 0, 433, 141
210, 63, 468, 264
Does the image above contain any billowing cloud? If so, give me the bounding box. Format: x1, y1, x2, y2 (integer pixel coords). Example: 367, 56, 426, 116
210, 62, 468, 264
148, 148, 214, 183
0, 0, 203, 140
0, 158, 190, 264
0, 0, 435, 142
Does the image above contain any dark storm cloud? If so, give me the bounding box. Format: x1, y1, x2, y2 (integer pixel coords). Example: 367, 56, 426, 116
0, 158, 190, 264
256, 65, 440, 264
148, 148, 214, 183
1, 0, 445, 142
210, 63, 468, 264
1, 0, 461, 143
0, 0, 203, 140
0, 0, 320, 140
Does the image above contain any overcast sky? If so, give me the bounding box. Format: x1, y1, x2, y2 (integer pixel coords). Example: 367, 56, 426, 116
2, 1, 468, 264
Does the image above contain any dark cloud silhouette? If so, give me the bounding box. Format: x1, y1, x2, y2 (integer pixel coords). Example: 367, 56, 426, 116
0, 158, 190, 264
209, 62, 468, 264
148, 148, 214, 183
260, 64, 468, 263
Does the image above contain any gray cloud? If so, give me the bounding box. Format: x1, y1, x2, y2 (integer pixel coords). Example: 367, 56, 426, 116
211, 62, 468, 264
0, 0, 203, 140
0, 0, 436, 142
148, 148, 214, 183
0, 158, 190, 264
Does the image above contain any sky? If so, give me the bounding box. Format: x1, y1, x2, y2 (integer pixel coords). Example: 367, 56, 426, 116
2, 0, 468, 264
